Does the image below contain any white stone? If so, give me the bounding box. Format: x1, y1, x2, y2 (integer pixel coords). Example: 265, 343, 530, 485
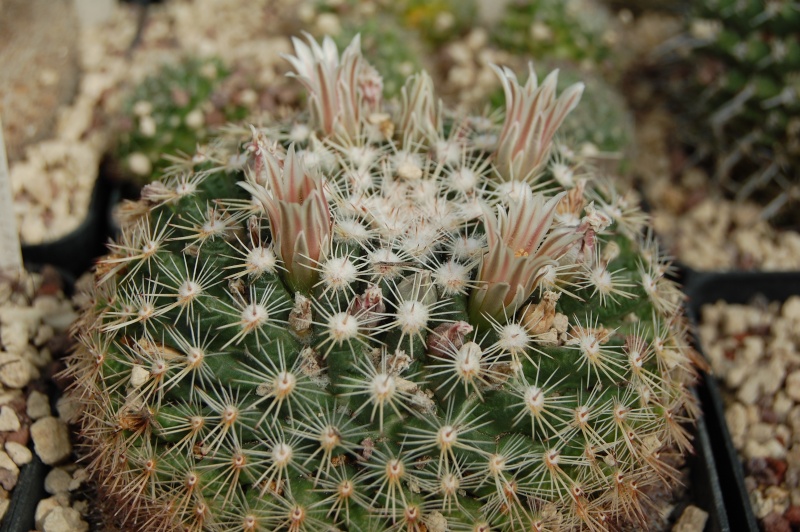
0, 451, 19, 490
31, 417, 71, 465
27, 390, 51, 420
32, 324, 54, 347
69, 468, 88, 491
44, 468, 72, 494
5, 441, 32, 466
36, 498, 68, 532
55, 396, 80, 424
786, 370, 800, 402
43, 507, 89, 532
673, 504, 708, 532
0, 357, 32, 389
0, 390, 21, 406
748, 422, 774, 444
773, 391, 794, 421
0, 406, 20, 432
0, 498, 9, 523
725, 402, 747, 449
41, 309, 78, 333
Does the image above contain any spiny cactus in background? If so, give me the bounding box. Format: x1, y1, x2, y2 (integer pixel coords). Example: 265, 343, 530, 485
494, 0, 623, 76
599, 0, 689, 14
332, 18, 427, 97
672, 0, 800, 221
394, 0, 477, 46
115, 58, 250, 184
66, 34, 697, 531
491, 63, 635, 173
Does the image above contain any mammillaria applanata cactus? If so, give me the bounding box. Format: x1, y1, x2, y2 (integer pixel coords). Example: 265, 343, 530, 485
66, 34, 697, 531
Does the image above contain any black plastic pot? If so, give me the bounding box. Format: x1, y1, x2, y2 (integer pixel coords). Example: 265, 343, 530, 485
21, 175, 112, 279
685, 271, 800, 532
0, 456, 47, 532
687, 396, 732, 532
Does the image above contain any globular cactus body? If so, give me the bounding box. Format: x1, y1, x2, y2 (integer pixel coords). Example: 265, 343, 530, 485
67, 35, 696, 531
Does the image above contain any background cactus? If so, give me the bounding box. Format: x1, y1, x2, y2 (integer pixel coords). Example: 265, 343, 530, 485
491, 63, 635, 173
114, 57, 250, 184
66, 35, 697, 531
332, 16, 428, 97
669, 0, 800, 222
493, 0, 623, 76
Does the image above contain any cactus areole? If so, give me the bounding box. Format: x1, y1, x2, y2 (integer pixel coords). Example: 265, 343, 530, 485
68, 35, 697, 531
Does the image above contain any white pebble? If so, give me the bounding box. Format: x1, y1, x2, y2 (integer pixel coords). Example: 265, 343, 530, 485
31, 417, 72, 465
5, 442, 32, 466
45, 468, 73, 495
28, 390, 51, 419
43, 506, 88, 532
35, 496, 63, 530
786, 370, 800, 402
69, 468, 87, 491
0, 358, 32, 389
0, 451, 19, 490
0, 406, 20, 432
726, 402, 747, 449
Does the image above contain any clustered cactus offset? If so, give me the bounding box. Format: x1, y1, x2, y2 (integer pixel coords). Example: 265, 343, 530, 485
494, 0, 622, 76
116, 58, 250, 184
67, 35, 697, 531
673, 0, 800, 219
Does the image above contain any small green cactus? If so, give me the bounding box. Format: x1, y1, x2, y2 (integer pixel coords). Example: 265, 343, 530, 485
494, 0, 622, 75
67, 35, 696, 531
333, 17, 427, 97
672, 0, 800, 220
491, 63, 635, 172
395, 0, 478, 45
115, 57, 250, 184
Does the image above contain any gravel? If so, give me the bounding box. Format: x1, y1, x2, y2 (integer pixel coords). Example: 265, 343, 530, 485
0, 269, 87, 530
701, 296, 800, 528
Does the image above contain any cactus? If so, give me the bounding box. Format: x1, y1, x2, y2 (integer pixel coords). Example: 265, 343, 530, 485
66, 35, 697, 531
395, 0, 477, 45
491, 62, 635, 172
493, 0, 622, 75
671, 0, 800, 221
115, 57, 250, 184
333, 16, 428, 97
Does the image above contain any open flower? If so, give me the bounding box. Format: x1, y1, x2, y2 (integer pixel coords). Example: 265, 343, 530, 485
241, 141, 331, 293
492, 64, 584, 183
468, 192, 581, 324
283, 33, 382, 141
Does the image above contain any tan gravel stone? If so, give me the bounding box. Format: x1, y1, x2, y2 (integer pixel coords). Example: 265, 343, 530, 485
31, 417, 71, 465
44, 468, 72, 495
5, 441, 31, 466
42, 505, 89, 532
0, 406, 20, 432
0, 357, 32, 389
726, 402, 747, 449
673, 504, 709, 532
786, 371, 800, 402
35, 495, 63, 529
0, 450, 19, 490
27, 390, 51, 420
